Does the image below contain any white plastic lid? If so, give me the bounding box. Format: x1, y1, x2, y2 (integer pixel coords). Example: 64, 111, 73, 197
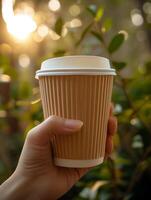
36, 55, 116, 78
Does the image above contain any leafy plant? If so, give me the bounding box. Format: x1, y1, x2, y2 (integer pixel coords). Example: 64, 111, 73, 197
0, 1, 151, 200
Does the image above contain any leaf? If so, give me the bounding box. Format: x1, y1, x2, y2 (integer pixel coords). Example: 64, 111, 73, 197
91, 31, 103, 42
53, 50, 66, 57
54, 17, 63, 35
103, 18, 112, 32
108, 33, 125, 54
87, 5, 104, 22
112, 61, 127, 70
86, 5, 97, 17
76, 22, 93, 46
95, 6, 104, 22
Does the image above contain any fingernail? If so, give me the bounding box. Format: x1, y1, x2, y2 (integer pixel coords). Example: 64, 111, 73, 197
65, 119, 83, 129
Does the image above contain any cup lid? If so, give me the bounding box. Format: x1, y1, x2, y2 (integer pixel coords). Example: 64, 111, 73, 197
36, 55, 116, 78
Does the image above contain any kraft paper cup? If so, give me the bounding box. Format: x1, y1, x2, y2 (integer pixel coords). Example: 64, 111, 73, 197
36, 56, 116, 168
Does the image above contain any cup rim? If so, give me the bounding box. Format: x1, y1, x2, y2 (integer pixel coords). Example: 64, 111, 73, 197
35, 55, 116, 78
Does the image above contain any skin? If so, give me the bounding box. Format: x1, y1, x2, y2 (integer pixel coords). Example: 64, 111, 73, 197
0, 106, 117, 200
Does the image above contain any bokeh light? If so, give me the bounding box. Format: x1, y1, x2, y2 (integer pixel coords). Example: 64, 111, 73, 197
37, 25, 49, 38
49, 29, 61, 40
131, 11, 144, 26
2, 0, 37, 41
2, 0, 14, 24
18, 54, 30, 68
0, 74, 11, 82
33, 32, 44, 43
70, 18, 82, 28
0, 43, 12, 54
0, 110, 7, 118
15, 2, 35, 17
1, 0, 151, 198
65, 18, 82, 28
143, 2, 151, 14
114, 104, 123, 114
69, 4, 81, 17
48, 0, 61, 12
7, 13, 37, 40
118, 30, 128, 40
62, 27, 68, 37
130, 118, 140, 127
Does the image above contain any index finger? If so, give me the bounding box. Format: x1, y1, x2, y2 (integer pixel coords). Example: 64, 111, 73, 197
26, 116, 83, 146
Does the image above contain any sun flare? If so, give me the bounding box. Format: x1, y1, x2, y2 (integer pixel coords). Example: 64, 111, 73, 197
2, 0, 37, 41
7, 13, 37, 40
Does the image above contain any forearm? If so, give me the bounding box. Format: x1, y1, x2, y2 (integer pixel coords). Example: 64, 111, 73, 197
0, 173, 36, 200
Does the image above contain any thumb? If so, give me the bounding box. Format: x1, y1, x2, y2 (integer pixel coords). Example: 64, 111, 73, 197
26, 115, 83, 146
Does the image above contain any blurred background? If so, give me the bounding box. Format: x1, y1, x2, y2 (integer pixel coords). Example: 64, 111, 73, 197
0, 0, 151, 199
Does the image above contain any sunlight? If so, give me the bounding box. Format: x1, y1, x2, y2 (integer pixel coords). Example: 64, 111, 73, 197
7, 13, 37, 40
2, 0, 37, 41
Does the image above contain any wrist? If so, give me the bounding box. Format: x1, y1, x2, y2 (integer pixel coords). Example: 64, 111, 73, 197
0, 172, 36, 200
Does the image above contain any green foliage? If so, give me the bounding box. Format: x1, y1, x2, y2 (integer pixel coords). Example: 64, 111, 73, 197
91, 31, 103, 42
112, 61, 127, 70
86, 5, 97, 17
53, 50, 66, 57
103, 18, 112, 32
18, 81, 32, 99
1, 1, 151, 200
108, 33, 125, 53
95, 6, 104, 22
145, 60, 151, 74
87, 5, 104, 22
0, 55, 10, 67
54, 17, 63, 35
128, 77, 151, 100
76, 22, 93, 46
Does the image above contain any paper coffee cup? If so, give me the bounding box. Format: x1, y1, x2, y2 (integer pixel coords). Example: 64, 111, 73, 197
36, 56, 116, 168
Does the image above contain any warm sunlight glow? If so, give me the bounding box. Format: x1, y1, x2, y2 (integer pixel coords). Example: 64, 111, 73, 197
18, 54, 30, 67
65, 18, 82, 28
49, 29, 61, 40
0, 74, 11, 82
62, 27, 68, 37
2, 0, 14, 23
7, 13, 37, 40
69, 4, 81, 17
37, 25, 49, 38
33, 32, 44, 43
0, 43, 12, 54
48, 0, 61, 12
2, 0, 37, 41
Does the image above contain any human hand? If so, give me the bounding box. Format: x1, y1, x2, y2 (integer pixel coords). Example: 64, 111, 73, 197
0, 105, 117, 200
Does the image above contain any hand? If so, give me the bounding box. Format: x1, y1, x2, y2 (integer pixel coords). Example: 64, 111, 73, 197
0, 105, 117, 200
